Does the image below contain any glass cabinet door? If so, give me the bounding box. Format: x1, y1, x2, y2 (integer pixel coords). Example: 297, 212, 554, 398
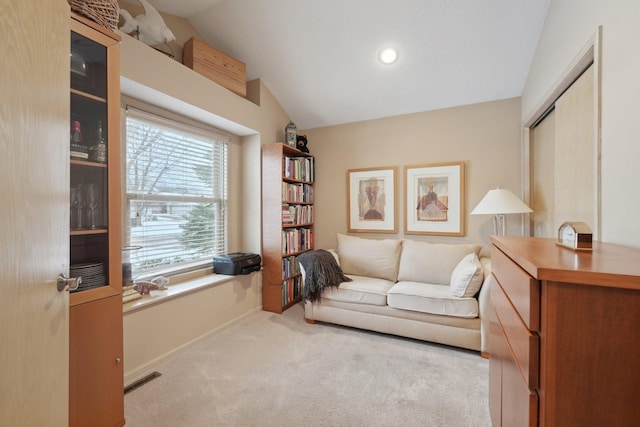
69, 25, 120, 297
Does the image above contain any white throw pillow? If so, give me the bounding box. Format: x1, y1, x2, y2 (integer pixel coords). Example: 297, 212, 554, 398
397, 240, 481, 285
450, 253, 484, 297
336, 233, 402, 282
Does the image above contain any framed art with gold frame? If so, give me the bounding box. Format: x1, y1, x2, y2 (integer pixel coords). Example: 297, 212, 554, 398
347, 166, 397, 233
405, 162, 465, 236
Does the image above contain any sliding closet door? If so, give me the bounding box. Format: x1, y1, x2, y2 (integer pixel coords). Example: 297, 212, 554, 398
530, 64, 595, 237
553, 65, 595, 232
531, 109, 556, 237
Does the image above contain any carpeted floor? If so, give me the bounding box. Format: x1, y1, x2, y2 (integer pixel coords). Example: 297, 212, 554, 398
124, 303, 490, 426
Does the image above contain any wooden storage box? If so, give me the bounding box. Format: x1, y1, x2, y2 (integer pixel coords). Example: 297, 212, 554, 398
183, 37, 246, 97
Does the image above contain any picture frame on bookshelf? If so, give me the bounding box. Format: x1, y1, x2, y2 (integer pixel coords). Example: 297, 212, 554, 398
404, 161, 465, 236
347, 166, 397, 233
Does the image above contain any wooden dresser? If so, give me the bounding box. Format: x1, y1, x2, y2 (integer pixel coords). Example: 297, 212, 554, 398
489, 236, 640, 427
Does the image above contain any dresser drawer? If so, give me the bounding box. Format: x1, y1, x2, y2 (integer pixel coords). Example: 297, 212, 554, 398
491, 246, 540, 331
501, 348, 539, 427
491, 279, 539, 389
489, 307, 507, 427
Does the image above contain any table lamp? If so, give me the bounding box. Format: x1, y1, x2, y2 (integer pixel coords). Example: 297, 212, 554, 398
471, 188, 532, 236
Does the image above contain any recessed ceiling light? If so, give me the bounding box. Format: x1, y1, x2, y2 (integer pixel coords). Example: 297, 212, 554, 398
379, 48, 399, 65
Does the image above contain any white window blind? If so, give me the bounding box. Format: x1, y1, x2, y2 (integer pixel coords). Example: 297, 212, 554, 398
124, 106, 228, 279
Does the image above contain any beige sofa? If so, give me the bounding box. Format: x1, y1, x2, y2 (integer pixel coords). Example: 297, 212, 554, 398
303, 234, 491, 355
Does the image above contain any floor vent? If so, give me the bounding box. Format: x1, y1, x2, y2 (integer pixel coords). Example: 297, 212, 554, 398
124, 371, 162, 394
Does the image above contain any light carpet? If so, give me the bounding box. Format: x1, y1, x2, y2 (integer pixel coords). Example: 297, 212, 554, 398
124, 303, 490, 426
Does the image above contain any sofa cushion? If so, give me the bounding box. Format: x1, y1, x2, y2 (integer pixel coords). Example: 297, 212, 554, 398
450, 253, 484, 297
321, 274, 395, 306
387, 281, 479, 318
397, 240, 481, 285
336, 233, 402, 282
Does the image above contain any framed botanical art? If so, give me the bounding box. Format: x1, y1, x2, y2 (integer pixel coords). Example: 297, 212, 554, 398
347, 166, 397, 233
405, 162, 465, 236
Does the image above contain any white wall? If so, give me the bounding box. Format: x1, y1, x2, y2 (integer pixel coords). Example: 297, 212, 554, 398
304, 98, 523, 250
117, 18, 292, 383
123, 273, 261, 385
522, 0, 640, 247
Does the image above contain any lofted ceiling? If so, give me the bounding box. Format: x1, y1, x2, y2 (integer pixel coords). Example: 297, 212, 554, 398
123, 0, 550, 130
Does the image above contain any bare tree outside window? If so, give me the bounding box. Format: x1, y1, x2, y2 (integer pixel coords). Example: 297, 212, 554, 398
124, 109, 228, 278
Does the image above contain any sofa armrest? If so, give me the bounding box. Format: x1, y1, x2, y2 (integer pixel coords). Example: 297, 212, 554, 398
327, 249, 340, 265
478, 257, 492, 356
299, 249, 341, 291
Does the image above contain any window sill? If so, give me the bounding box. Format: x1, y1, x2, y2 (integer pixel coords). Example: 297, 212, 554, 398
123, 272, 239, 314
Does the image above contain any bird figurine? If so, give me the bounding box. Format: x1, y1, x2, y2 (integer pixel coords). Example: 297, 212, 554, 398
119, 0, 176, 46
133, 281, 159, 295
132, 276, 169, 295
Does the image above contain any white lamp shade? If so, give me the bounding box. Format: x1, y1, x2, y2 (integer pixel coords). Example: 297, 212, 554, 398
471, 188, 533, 215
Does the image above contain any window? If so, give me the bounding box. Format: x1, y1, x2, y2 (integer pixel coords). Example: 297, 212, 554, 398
124, 106, 228, 279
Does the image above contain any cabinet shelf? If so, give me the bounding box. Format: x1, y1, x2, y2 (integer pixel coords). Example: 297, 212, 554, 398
283, 272, 302, 280
70, 228, 108, 236
262, 143, 315, 313
71, 159, 108, 168
283, 177, 313, 185
283, 248, 313, 257
283, 200, 312, 205
71, 88, 107, 104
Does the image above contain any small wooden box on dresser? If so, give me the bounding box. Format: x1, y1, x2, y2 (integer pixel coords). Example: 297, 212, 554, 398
69, 13, 124, 427
489, 236, 640, 427
261, 143, 315, 313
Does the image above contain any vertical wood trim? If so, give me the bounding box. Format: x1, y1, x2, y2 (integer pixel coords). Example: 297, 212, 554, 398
522, 126, 532, 236
107, 30, 123, 295
592, 26, 603, 240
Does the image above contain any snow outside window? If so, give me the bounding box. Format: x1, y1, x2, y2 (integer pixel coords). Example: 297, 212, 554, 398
124, 106, 228, 280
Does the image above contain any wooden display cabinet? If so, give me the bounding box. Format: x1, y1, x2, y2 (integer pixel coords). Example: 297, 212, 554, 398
69, 13, 124, 427
262, 143, 315, 313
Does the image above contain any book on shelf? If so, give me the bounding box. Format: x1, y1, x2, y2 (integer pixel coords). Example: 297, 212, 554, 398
281, 255, 301, 278
281, 227, 314, 255
282, 204, 313, 225
283, 156, 314, 182
281, 276, 302, 306
282, 182, 314, 203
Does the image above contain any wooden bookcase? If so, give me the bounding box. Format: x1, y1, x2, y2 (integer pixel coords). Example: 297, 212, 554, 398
262, 143, 315, 313
69, 13, 124, 427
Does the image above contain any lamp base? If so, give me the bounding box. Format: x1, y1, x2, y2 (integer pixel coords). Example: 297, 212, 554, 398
493, 214, 506, 236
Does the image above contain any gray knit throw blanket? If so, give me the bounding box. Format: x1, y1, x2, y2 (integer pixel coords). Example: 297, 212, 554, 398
297, 249, 352, 302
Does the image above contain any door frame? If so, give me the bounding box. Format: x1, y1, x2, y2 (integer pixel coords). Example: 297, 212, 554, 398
522, 27, 602, 239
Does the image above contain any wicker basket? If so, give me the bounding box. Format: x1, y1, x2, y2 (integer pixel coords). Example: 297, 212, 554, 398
69, 0, 120, 31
